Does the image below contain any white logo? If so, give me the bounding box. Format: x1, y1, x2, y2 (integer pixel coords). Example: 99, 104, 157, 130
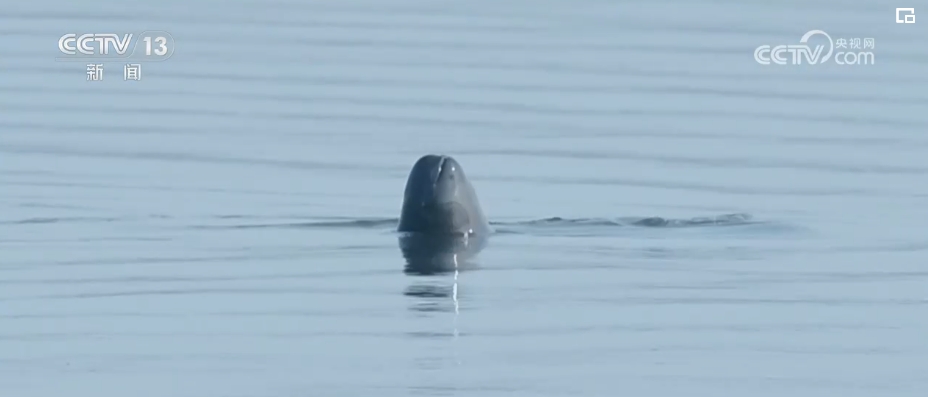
59, 34, 132, 56
896, 8, 915, 23
56, 31, 176, 61
754, 30, 875, 66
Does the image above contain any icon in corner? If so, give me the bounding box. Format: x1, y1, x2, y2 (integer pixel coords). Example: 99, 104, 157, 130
896, 8, 915, 23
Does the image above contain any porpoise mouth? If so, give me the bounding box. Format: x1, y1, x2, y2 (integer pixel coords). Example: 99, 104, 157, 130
431, 155, 448, 187
419, 155, 447, 204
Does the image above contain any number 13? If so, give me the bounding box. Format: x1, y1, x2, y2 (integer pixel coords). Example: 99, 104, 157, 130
143, 36, 168, 56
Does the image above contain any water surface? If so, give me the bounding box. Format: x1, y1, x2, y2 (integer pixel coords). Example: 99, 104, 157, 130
1, 1, 927, 396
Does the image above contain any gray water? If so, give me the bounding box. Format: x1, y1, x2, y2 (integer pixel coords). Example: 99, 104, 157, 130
2, 1, 927, 396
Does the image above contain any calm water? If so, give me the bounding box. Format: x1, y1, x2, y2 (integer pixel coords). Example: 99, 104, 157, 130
2, 1, 927, 396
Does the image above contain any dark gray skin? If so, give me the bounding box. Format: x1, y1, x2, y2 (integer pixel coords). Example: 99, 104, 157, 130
397, 154, 491, 274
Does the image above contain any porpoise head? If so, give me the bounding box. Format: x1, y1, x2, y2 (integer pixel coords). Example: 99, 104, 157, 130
397, 154, 491, 275
397, 154, 486, 235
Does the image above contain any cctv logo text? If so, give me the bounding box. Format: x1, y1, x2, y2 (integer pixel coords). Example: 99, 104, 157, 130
754, 30, 875, 66
58, 34, 133, 56
56, 31, 176, 61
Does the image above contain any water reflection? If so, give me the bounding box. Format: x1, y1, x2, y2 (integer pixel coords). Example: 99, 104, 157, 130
403, 271, 460, 317
397, 224, 480, 387
403, 269, 463, 371
398, 232, 488, 275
